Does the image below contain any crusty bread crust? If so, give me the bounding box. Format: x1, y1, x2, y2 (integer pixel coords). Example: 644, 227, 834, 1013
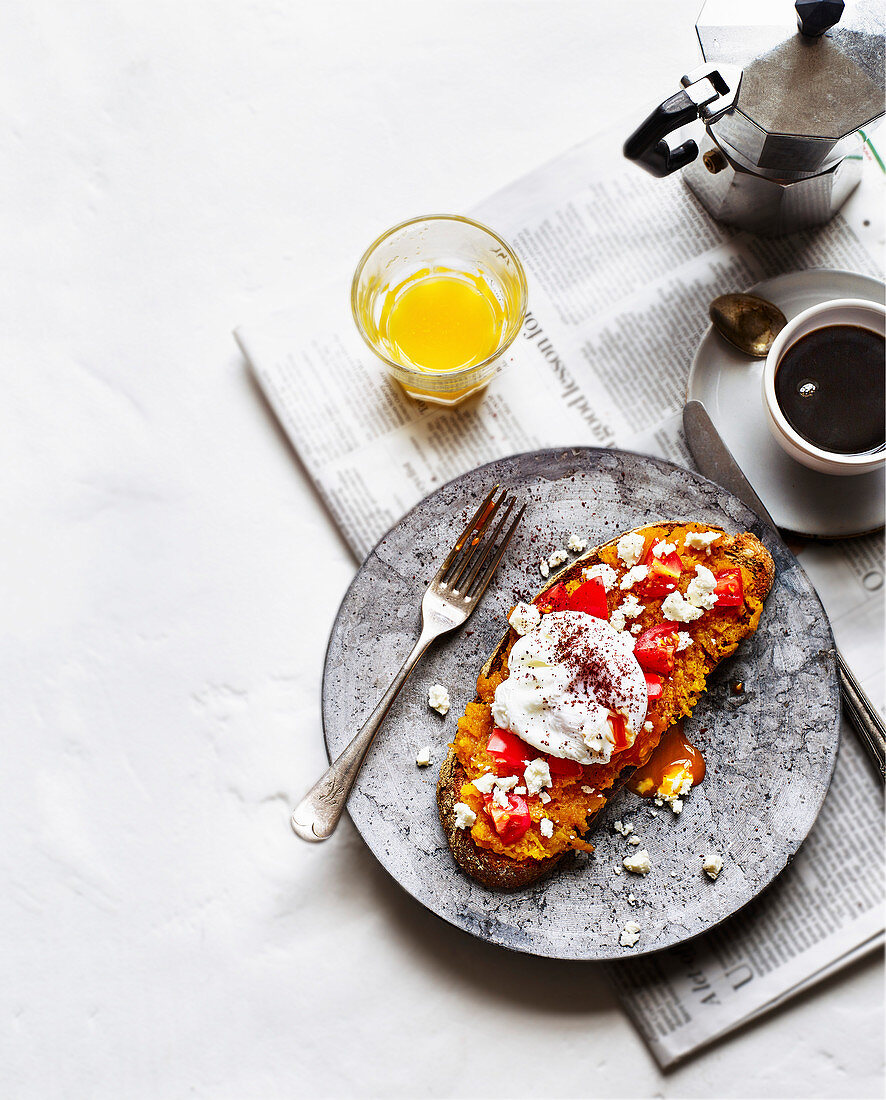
437, 522, 774, 891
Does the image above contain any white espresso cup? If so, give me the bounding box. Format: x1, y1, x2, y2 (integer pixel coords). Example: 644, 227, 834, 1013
762, 298, 886, 476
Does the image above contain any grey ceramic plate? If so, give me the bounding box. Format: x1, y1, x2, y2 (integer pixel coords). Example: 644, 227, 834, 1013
322, 448, 840, 960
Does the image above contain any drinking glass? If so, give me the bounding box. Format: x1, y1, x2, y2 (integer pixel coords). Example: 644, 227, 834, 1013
351, 215, 528, 405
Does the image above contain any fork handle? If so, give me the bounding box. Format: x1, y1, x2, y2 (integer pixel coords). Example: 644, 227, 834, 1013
291, 627, 437, 841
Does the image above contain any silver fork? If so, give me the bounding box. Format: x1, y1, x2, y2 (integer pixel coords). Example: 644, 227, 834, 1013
291, 486, 526, 842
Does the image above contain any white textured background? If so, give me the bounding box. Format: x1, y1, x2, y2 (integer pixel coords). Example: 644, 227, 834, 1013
3, 1, 882, 1096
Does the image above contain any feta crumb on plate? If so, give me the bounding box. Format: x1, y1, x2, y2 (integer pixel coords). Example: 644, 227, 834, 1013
628, 835, 642, 846
548, 549, 569, 568
623, 849, 652, 875
540, 560, 550, 578
703, 852, 724, 880
415, 746, 432, 767
613, 820, 633, 836
428, 684, 450, 715
620, 920, 642, 948
567, 534, 587, 553
453, 803, 476, 830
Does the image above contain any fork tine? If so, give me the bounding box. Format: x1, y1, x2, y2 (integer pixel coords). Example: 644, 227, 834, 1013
434, 485, 498, 581
457, 496, 516, 594
465, 502, 526, 601
446, 489, 507, 590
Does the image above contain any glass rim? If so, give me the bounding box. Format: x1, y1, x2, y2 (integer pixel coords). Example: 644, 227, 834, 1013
350, 214, 528, 380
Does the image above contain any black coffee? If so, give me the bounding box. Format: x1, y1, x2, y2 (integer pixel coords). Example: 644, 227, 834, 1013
774, 324, 885, 455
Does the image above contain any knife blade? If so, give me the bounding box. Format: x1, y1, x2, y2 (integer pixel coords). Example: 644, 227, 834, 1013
682, 398, 886, 782
683, 400, 778, 529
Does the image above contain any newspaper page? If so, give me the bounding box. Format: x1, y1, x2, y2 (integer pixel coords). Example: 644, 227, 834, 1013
235, 123, 885, 1066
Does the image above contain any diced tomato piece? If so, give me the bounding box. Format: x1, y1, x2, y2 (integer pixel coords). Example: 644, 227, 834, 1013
566, 576, 609, 620
714, 567, 744, 607
645, 672, 664, 700
486, 729, 533, 774
484, 793, 531, 845
640, 541, 684, 600
634, 623, 679, 675
608, 711, 630, 751
547, 755, 583, 779
534, 581, 568, 614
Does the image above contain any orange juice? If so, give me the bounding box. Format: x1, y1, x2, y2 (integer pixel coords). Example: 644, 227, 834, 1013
378, 269, 506, 373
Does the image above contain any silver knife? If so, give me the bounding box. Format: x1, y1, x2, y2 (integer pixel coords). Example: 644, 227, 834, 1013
683, 399, 886, 783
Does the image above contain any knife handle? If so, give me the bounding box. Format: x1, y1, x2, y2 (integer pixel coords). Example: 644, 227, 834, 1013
837, 650, 886, 783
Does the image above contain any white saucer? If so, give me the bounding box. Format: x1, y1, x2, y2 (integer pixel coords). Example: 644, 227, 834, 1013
687, 268, 886, 539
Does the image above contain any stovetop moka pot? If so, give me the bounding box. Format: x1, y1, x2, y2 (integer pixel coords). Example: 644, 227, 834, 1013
624, 0, 885, 236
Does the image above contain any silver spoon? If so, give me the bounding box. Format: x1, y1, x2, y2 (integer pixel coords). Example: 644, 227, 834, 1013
709, 293, 788, 357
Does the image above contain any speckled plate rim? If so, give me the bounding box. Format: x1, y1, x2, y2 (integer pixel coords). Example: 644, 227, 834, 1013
320, 447, 841, 960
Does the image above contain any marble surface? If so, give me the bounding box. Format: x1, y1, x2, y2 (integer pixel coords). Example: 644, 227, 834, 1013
4, 1, 883, 1096
326, 449, 839, 959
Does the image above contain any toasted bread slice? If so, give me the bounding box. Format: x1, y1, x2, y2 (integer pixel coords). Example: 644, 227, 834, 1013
437, 522, 774, 891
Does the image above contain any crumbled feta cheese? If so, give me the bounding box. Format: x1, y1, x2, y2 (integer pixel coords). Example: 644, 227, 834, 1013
613, 820, 633, 836
580, 785, 594, 795
686, 564, 718, 610
612, 592, 645, 632
492, 785, 510, 808
703, 852, 724, 880
613, 866, 622, 875
658, 775, 692, 814
514, 786, 526, 795
617, 532, 646, 568
508, 601, 541, 636
416, 746, 432, 767
548, 549, 569, 568
675, 631, 693, 652
685, 530, 722, 554
539, 817, 554, 838
428, 684, 451, 715
623, 849, 652, 875
583, 563, 618, 591
524, 757, 553, 796
567, 534, 587, 553
651, 540, 677, 558
540, 560, 550, 578
630, 623, 643, 635
620, 920, 642, 947
472, 772, 518, 795
539, 790, 552, 804
620, 564, 649, 590
661, 591, 704, 623
453, 803, 476, 830
643, 720, 653, 732
628, 836, 642, 846
628, 893, 637, 904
